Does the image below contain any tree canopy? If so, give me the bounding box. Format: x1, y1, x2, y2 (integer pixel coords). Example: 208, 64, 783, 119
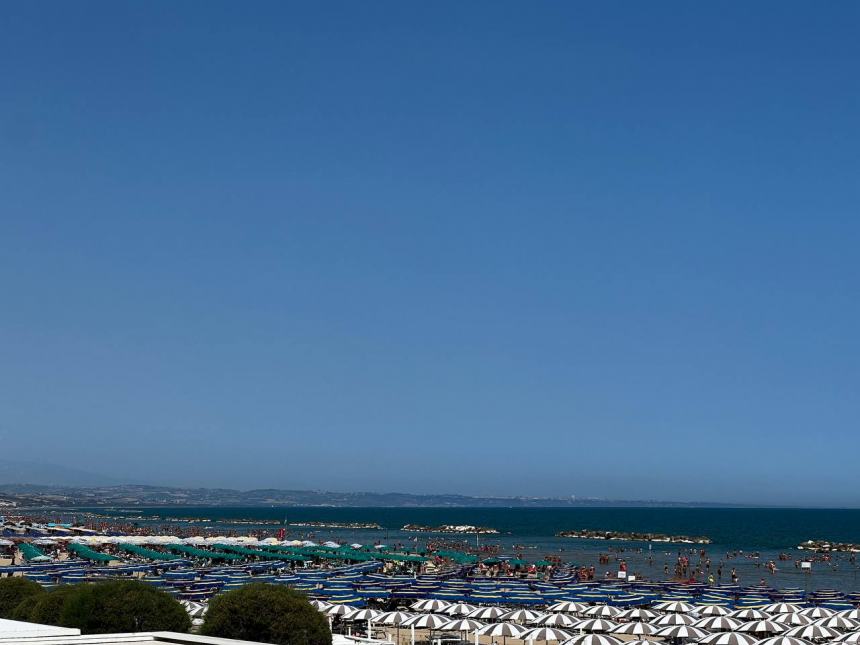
0, 577, 45, 619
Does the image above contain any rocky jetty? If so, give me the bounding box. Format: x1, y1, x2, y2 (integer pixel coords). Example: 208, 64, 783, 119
557, 529, 711, 544
289, 521, 382, 529
798, 539, 860, 553
402, 524, 498, 534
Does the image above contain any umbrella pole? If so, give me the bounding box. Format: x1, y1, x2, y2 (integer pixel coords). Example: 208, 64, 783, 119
411, 624, 415, 645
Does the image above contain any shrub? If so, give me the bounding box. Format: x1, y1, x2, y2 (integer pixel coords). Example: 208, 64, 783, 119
13, 584, 79, 625
0, 577, 45, 618
202, 583, 331, 645
46, 580, 190, 634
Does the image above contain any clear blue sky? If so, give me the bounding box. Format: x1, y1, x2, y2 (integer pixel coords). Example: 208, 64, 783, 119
1, 2, 858, 506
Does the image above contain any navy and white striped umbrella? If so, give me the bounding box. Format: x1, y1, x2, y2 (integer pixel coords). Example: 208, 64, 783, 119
562, 634, 623, 645
697, 606, 732, 618
327, 604, 357, 617
550, 602, 589, 614
310, 599, 332, 612
440, 619, 486, 632
697, 632, 758, 645
445, 603, 478, 617
653, 625, 710, 641
346, 609, 381, 621
693, 617, 742, 632
655, 613, 698, 626
656, 601, 698, 614
477, 623, 528, 638
783, 624, 842, 641
773, 614, 813, 627
502, 609, 542, 623
837, 609, 860, 621
738, 621, 786, 635
731, 610, 768, 621
378, 611, 414, 625
833, 633, 860, 644
412, 599, 451, 613
522, 627, 573, 642
752, 636, 814, 645
469, 606, 507, 621
619, 609, 659, 621
814, 615, 860, 631
611, 621, 658, 636
403, 613, 450, 629
799, 608, 835, 620
584, 606, 622, 619
573, 619, 618, 633
765, 604, 802, 615
536, 614, 579, 628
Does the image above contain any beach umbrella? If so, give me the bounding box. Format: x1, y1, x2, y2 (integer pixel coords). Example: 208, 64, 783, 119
654, 625, 709, 642
657, 601, 698, 614
310, 600, 333, 611
347, 609, 381, 621
693, 617, 742, 632
833, 633, 860, 644
624, 640, 662, 645
550, 602, 589, 614
732, 610, 769, 621
697, 633, 758, 645
522, 627, 573, 642
378, 610, 414, 644
501, 610, 541, 623
563, 634, 622, 645
772, 615, 813, 627
752, 636, 814, 645
478, 622, 528, 638
783, 625, 841, 641
585, 606, 622, 619
412, 599, 451, 612
837, 610, 860, 621
765, 604, 802, 615
619, 609, 659, 621
573, 619, 618, 633
441, 619, 485, 632
446, 603, 478, 617
655, 614, 698, 626
327, 604, 357, 617
469, 606, 506, 620
697, 606, 732, 617
814, 615, 860, 631
403, 614, 449, 629
611, 621, 658, 636
738, 621, 786, 636
799, 609, 835, 619
536, 614, 579, 628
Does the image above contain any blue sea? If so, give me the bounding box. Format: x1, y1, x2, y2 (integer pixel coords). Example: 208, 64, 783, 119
95, 506, 860, 591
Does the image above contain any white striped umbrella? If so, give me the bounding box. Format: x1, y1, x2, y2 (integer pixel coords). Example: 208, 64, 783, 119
378, 611, 414, 625
656, 601, 698, 614
573, 619, 618, 633
697, 606, 732, 617
549, 602, 589, 614
611, 621, 658, 636
327, 604, 357, 617
833, 633, 860, 644
478, 623, 528, 638
440, 619, 486, 632
522, 627, 573, 642
655, 614, 698, 626
783, 625, 842, 641
347, 609, 381, 621
584, 606, 622, 619
731, 610, 769, 621
653, 625, 709, 641
625, 640, 662, 645
752, 636, 814, 645
697, 632, 758, 645
837, 609, 860, 621
619, 609, 659, 621
799, 608, 835, 619
536, 614, 579, 628
501, 609, 542, 623
445, 603, 478, 617
737, 621, 786, 635
772, 615, 813, 627
469, 606, 507, 620
814, 615, 860, 631
693, 617, 742, 632
562, 634, 622, 645
403, 614, 450, 629
412, 599, 451, 613
310, 600, 332, 611
765, 604, 802, 615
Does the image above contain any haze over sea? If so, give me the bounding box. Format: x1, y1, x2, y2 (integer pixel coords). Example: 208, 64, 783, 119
103, 506, 860, 591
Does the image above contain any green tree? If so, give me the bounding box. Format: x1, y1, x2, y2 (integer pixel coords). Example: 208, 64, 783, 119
202, 583, 332, 645
46, 580, 190, 634
0, 577, 45, 618
12, 584, 79, 625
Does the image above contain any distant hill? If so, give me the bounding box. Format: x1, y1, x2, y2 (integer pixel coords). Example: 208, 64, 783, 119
0, 480, 732, 508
